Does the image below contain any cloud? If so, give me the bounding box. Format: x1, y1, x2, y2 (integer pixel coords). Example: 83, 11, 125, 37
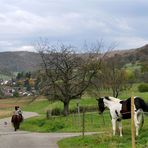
0, 0, 148, 52
14, 45, 35, 52
114, 36, 148, 50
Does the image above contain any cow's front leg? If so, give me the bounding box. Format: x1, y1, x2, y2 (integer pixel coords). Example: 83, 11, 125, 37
118, 120, 123, 137
112, 119, 116, 136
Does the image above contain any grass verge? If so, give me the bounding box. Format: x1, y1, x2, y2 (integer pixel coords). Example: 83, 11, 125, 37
20, 112, 112, 132
58, 132, 148, 148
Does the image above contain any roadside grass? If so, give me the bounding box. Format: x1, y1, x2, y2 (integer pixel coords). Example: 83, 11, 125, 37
58, 132, 148, 148
20, 111, 148, 133
57, 115, 148, 148
20, 112, 112, 132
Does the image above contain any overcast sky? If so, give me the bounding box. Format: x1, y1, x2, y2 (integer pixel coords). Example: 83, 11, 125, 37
0, 0, 148, 52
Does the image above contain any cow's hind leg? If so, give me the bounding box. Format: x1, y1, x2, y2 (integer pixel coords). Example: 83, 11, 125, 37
134, 110, 141, 136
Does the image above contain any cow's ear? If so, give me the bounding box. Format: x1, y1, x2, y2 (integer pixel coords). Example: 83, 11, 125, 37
96, 98, 99, 101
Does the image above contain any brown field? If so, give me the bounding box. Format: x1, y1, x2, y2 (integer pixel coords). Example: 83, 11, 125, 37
0, 98, 23, 118
0, 110, 11, 118
0, 96, 46, 119
0, 97, 31, 118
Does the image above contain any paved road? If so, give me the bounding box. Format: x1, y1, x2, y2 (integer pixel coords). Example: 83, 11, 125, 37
0, 112, 98, 148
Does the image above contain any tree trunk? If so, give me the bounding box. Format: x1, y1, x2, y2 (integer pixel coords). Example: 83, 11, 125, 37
115, 90, 119, 98
112, 89, 116, 98
63, 101, 69, 116
112, 88, 118, 98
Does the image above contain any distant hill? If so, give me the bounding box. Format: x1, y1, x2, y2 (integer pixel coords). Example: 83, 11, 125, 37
0, 44, 147, 74
105, 44, 148, 66
0, 51, 41, 72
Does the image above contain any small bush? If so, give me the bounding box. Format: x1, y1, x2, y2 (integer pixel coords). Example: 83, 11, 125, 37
51, 108, 63, 116
13, 91, 19, 97
138, 83, 148, 92
47, 106, 98, 116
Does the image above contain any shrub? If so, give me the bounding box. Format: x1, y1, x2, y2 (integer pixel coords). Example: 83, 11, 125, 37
138, 83, 148, 92
47, 106, 98, 116
13, 91, 19, 97
51, 108, 63, 116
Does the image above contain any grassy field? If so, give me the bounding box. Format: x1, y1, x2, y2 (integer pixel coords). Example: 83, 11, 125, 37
20, 108, 148, 147
58, 131, 148, 148
0, 85, 148, 148
22, 86, 148, 115
20, 112, 111, 132
20, 87, 148, 148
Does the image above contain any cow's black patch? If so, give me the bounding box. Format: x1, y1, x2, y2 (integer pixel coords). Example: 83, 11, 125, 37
115, 110, 119, 117
104, 96, 110, 101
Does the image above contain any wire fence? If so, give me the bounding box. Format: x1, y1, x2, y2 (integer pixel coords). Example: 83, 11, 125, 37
47, 110, 111, 131
47, 108, 148, 147
47, 110, 148, 131
47, 109, 148, 132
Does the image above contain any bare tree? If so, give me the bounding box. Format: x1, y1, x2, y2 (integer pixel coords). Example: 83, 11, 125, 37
36, 41, 102, 116
100, 57, 129, 98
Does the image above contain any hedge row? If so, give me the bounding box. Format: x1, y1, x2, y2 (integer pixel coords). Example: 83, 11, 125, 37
47, 105, 98, 117
138, 83, 148, 92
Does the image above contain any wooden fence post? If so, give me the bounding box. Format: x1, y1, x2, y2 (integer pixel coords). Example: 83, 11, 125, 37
131, 95, 136, 148
82, 108, 85, 138
77, 101, 80, 127
72, 113, 75, 127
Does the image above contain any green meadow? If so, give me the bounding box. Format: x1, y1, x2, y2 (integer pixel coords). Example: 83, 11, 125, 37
0, 84, 148, 148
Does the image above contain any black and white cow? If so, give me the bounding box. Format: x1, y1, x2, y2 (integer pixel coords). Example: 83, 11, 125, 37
96, 96, 148, 136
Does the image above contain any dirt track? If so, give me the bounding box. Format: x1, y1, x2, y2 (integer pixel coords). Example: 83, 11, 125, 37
0, 112, 97, 148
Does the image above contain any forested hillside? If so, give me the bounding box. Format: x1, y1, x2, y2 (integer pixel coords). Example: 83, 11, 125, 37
0, 44, 147, 74
0, 51, 41, 73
